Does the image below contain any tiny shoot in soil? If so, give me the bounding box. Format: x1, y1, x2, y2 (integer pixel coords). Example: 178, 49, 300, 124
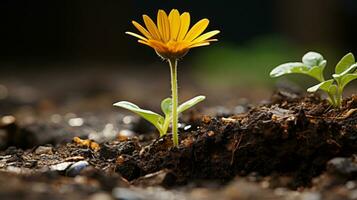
114, 96, 205, 137
114, 9, 219, 146
270, 52, 357, 107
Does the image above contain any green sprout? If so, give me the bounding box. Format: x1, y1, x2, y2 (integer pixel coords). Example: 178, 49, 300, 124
114, 96, 205, 137
270, 51, 357, 107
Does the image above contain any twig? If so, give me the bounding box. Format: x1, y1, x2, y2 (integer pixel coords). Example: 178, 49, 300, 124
230, 134, 243, 165
306, 108, 357, 120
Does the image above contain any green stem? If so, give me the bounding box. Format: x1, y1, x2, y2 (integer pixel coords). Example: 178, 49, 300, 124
169, 59, 179, 147
327, 93, 336, 107
336, 86, 343, 107
161, 117, 171, 137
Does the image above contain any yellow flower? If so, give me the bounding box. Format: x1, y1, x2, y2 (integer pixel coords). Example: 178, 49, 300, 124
126, 9, 220, 60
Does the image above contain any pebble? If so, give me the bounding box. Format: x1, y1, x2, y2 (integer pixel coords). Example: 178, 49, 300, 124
118, 129, 134, 137
0, 115, 16, 127
183, 125, 192, 131
112, 188, 145, 200
35, 146, 53, 155
327, 157, 357, 176
66, 160, 89, 177
50, 162, 73, 171
346, 181, 357, 190
300, 192, 321, 200
68, 117, 84, 127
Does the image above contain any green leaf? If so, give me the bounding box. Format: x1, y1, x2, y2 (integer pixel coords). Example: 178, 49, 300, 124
161, 98, 172, 116
302, 52, 325, 67
307, 79, 334, 93
113, 101, 164, 131
340, 73, 357, 89
335, 53, 355, 74
307, 66, 325, 82
178, 95, 206, 113
328, 84, 338, 99
333, 63, 357, 79
270, 62, 309, 77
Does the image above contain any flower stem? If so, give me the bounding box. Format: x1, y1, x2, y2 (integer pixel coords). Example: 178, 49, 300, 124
169, 59, 179, 147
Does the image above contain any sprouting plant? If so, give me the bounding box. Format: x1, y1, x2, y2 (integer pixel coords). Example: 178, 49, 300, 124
114, 9, 220, 146
270, 51, 357, 107
114, 96, 205, 137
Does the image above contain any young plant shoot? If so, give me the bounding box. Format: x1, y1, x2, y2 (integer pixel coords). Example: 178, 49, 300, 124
270, 52, 357, 107
114, 9, 220, 146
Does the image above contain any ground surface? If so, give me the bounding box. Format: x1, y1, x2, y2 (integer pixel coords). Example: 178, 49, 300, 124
0, 68, 357, 200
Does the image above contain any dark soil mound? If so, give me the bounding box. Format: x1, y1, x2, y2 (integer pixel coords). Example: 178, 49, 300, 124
115, 92, 357, 188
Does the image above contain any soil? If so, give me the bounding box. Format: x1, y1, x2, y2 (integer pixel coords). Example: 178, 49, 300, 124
1, 90, 357, 200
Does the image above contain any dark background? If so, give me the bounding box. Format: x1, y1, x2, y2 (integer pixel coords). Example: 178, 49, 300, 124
1, 0, 357, 64
0, 0, 356, 109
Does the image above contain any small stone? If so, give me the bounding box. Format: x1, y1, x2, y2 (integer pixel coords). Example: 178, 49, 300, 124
66, 160, 89, 177
300, 192, 321, 200
35, 146, 53, 155
50, 162, 73, 172
221, 117, 237, 123
327, 157, 357, 177
68, 117, 84, 127
346, 181, 356, 190
118, 129, 135, 141
112, 188, 145, 200
0, 115, 16, 127
183, 125, 192, 131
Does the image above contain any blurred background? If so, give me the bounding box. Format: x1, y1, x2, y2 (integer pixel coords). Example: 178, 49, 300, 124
1, 0, 357, 115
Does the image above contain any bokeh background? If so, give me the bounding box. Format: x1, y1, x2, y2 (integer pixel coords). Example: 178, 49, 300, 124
1, 0, 357, 115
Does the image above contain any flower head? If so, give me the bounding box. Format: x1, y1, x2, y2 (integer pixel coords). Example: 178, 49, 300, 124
126, 9, 220, 60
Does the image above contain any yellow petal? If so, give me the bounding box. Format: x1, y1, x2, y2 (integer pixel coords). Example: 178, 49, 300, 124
138, 40, 158, 50
132, 21, 152, 39
126, 32, 148, 41
168, 9, 181, 41
206, 39, 218, 42
191, 30, 220, 43
157, 10, 170, 42
177, 12, 190, 41
184, 19, 209, 42
190, 42, 210, 48
148, 40, 167, 53
143, 15, 161, 40
138, 40, 150, 46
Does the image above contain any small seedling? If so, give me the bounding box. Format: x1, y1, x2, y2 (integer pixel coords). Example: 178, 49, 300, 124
114, 96, 205, 137
114, 9, 219, 146
270, 51, 357, 107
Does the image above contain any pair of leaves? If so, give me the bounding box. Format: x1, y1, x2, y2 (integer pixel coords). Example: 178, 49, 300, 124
113, 95, 205, 136
305, 53, 357, 106
307, 79, 336, 94
332, 53, 357, 89
270, 52, 326, 82
160, 96, 206, 117
271, 51, 357, 107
